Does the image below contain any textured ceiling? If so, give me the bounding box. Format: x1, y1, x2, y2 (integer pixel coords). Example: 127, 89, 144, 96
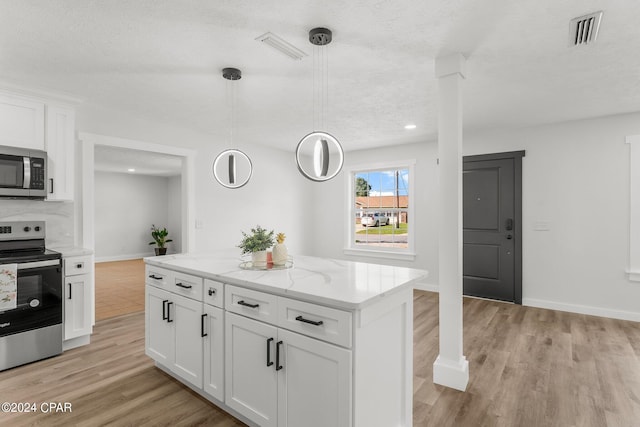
1, 0, 639, 155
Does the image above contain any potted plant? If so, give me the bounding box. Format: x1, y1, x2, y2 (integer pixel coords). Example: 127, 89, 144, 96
238, 225, 275, 267
149, 224, 173, 256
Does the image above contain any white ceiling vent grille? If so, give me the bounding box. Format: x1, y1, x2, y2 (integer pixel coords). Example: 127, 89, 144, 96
570, 11, 603, 46
256, 32, 307, 60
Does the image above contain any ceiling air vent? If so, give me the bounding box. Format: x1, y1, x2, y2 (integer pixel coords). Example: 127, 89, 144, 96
570, 11, 603, 46
255, 32, 307, 60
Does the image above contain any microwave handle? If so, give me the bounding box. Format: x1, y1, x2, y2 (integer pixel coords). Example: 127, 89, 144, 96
23, 157, 31, 189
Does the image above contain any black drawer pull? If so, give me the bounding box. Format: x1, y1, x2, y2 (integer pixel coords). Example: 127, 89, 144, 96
149, 274, 162, 280
162, 300, 168, 320
167, 302, 173, 323
175, 282, 193, 289
201, 314, 208, 337
76, 263, 83, 269
295, 315, 324, 326
276, 340, 283, 371
266, 337, 274, 367
208, 288, 216, 296
68, 283, 72, 300
237, 300, 259, 309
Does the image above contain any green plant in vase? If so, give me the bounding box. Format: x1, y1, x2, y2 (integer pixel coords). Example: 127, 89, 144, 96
238, 225, 274, 266
149, 224, 173, 256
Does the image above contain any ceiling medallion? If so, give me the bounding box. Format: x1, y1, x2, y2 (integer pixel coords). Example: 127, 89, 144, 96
296, 27, 344, 182
212, 68, 253, 189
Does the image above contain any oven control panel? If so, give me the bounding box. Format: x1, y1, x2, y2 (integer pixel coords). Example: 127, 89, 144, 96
0, 221, 45, 241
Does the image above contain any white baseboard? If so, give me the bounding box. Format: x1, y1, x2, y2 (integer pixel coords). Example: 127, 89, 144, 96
433, 355, 469, 391
522, 298, 640, 323
95, 252, 151, 263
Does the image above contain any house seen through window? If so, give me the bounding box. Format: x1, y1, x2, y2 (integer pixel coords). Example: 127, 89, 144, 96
352, 168, 410, 250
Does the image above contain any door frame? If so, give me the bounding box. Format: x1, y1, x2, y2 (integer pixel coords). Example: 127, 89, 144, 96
463, 150, 524, 304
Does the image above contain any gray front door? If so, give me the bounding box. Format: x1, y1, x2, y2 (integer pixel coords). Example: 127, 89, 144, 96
463, 151, 524, 303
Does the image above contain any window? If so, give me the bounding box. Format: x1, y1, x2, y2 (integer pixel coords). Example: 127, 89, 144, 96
345, 161, 416, 260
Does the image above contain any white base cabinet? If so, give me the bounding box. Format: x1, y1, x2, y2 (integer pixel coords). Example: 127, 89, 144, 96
145, 284, 204, 388
144, 261, 415, 427
63, 255, 93, 341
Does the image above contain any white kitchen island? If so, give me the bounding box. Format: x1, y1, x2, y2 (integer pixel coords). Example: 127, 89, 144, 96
144, 252, 427, 427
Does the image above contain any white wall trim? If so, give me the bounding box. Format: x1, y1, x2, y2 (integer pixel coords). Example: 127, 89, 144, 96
78, 132, 196, 254
626, 134, 640, 282
523, 297, 640, 322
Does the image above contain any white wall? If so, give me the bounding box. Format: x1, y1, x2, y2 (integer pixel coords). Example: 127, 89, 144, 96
465, 112, 640, 321
77, 103, 315, 258
311, 111, 640, 321
309, 141, 440, 288
94, 171, 170, 261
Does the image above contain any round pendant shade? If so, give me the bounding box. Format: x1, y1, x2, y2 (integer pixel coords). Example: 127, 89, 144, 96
295, 131, 344, 182
212, 149, 253, 188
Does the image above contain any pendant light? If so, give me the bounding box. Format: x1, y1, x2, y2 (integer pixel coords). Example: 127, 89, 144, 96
296, 27, 344, 182
212, 67, 253, 189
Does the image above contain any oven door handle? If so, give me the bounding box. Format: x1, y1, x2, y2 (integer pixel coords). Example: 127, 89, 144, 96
17, 259, 61, 270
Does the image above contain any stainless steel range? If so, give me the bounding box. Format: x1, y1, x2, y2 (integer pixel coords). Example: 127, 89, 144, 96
0, 221, 63, 371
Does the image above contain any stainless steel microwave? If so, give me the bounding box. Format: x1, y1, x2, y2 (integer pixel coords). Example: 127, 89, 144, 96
0, 145, 47, 199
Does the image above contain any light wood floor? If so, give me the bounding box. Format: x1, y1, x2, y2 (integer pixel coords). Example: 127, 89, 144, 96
0, 291, 638, 426
95, 259, 145, 321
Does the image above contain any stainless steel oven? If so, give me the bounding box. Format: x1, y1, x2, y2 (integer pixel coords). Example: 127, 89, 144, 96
0, 221, 62, 371
0, 144, 47, 199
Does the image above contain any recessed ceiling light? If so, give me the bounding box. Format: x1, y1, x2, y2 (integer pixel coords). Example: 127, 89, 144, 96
404, 124, 417, 130
127, 168, 135, 172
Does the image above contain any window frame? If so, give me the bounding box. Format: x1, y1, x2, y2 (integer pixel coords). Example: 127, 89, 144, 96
344, 160, 416, 261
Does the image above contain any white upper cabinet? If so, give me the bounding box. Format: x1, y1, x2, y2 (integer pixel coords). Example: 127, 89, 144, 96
45, 104, 75, 201
0, 93, 45, 150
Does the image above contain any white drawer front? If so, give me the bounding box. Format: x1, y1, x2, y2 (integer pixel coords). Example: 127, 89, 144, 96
225, 285, 277, 325
204, 279, 224, 308
145, 265, 172, 290
65, 255, 93, 276
172, 271, 203, 301
277, 297, 353, 348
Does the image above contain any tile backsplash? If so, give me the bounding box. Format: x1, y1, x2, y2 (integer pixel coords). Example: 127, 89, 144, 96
0, 200, 75, 247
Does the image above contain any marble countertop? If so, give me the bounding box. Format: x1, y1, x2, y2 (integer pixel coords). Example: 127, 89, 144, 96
144, 251, 428, 309
49, 246, 94, 257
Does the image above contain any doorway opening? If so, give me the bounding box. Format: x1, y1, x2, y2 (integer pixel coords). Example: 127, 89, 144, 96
79, 133, 195, 322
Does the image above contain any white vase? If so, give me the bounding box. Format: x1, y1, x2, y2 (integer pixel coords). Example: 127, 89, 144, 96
251, 250, 268, 267
272, 243, 288, 266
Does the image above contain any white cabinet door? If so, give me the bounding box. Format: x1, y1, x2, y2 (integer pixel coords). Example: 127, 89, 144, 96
0, 93, 45, 149
277, 328, 352, 427
225, 312, 278, 427
45, 104, 75, 201
171, 294, 204, 388
64, 273, 92, 340
203, 304, 224, 401
145, 285, 173, 365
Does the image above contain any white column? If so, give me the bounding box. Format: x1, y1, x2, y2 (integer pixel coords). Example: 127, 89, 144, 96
432, 53, 469, 391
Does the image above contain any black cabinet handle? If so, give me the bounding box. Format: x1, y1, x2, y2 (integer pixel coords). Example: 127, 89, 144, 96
68, 283, 72, 299
162, 300, 168, 320
295, 315, 324, 326
237, 300, 259, 309
266, 337, 274, 367
167, 302, 173, 323
49, 178, 54, 194
208, 288, 216, 296
201, 314, 208, 337
149, 274, 162, 280
76, 263, 83, 269
276, 340, 283, 371
175, 282, 192, 289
